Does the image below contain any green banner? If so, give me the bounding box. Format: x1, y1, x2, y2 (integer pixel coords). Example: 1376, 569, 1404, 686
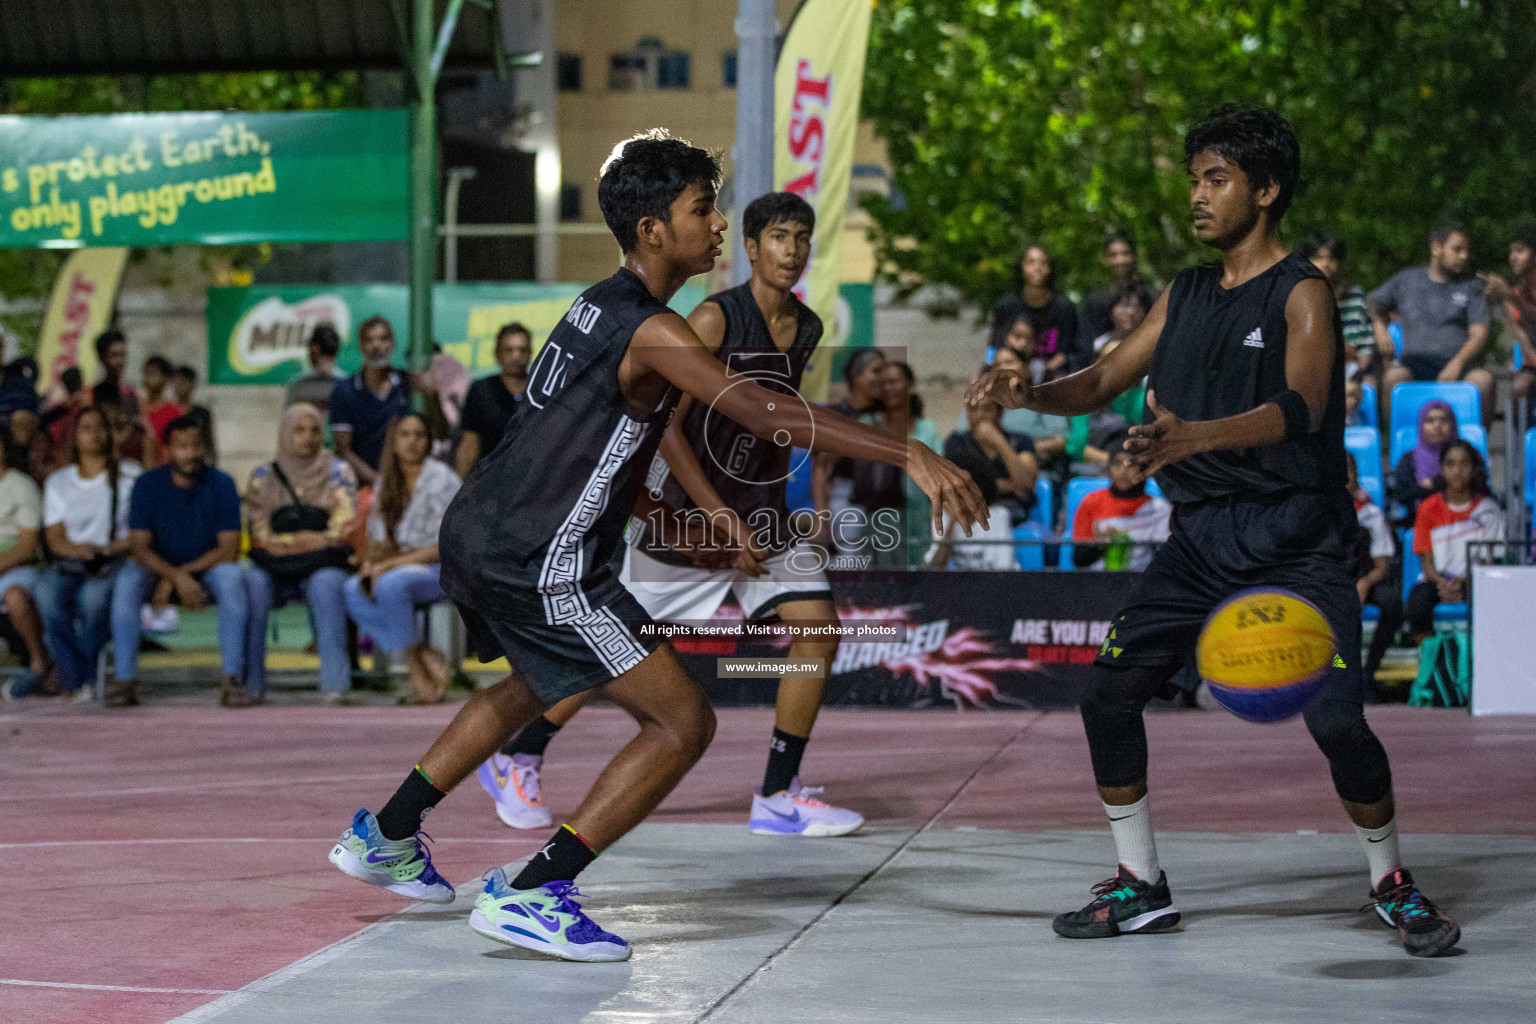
1, 109, 407, 248
208, 281, 877, 386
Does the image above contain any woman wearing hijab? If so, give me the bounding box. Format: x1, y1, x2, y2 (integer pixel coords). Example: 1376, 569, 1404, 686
1389, 400, 1456, 527
244, 403, 358, 704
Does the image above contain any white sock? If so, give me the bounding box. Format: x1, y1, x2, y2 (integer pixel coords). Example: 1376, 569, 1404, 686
1354, 819, 1402, 887
1104, 795, 1160, 882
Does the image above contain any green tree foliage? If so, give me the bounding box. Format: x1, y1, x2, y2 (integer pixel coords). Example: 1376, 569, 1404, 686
862, 0, 1536, 310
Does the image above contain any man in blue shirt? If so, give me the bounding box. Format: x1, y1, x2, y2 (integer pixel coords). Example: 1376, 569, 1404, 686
329, 316, 412, 487
109, 416, 248, 708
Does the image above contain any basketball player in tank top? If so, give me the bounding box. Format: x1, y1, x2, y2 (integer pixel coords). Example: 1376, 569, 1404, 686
476, 191, 866, 838
325, 133, 988, 963
972, 105, 1458, 957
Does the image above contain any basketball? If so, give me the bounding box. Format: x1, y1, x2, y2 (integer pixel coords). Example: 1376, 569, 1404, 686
1196, 589, 1337, 723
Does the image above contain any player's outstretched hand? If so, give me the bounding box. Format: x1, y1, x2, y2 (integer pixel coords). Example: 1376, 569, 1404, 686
1125, 390, 1205, 477
964, 367, 1030, 410
906, 440, 990, 537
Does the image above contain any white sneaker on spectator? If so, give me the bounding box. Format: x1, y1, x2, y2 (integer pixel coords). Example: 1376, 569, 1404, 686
141, 604, 179, 634
477, 753, 552, 829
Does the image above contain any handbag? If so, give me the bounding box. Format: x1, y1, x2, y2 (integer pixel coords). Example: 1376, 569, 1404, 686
249, 463, 353, 581
57, 467, 124, 578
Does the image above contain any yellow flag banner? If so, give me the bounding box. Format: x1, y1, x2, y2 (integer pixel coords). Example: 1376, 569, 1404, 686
774, 0, 873, 403
36, 247, 130, 393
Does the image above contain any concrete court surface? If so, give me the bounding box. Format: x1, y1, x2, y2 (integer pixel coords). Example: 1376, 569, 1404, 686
2, 699, 1532, 1024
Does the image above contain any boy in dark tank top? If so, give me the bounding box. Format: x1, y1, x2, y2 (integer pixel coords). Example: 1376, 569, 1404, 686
972, 105, 1458, 958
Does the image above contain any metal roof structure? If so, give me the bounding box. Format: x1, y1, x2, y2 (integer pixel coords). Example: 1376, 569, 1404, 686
0, 0, 516, 76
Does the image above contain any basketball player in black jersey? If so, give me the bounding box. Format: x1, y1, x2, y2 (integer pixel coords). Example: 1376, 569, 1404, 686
478, 191, 866, 837
327, 132, 987, 962
971, 106, 1459, 957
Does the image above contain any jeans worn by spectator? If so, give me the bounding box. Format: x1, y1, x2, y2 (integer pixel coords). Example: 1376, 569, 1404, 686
244, 565, 350, 696
344, 564, 444, 655
36, 564, 119, 691
110, 561, 247, 682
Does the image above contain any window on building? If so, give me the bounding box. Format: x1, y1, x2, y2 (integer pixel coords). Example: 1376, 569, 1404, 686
556, 53, 582, 92
609, 53, 648, 92
609, 38, 690, 93
656, 51, 690, 90
559, 183, 581, 222
722, 51, 738, 88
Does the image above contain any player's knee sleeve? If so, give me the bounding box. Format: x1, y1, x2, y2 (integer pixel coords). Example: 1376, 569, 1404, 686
1304, 698, 1392, 805
1079, 664, 1171, 789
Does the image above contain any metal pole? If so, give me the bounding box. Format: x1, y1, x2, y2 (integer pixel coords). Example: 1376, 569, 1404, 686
732, 0, 777, 286
444, 166, 476, 285
408, 0, 438, 371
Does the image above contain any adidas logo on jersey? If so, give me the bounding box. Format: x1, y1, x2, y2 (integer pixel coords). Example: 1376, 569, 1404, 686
1243, 327, 1264, 348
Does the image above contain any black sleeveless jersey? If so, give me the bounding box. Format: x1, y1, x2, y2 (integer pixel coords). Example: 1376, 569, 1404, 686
442, 268, 678, 596
644, 283, 822, 553
1148, 251, 1346, 504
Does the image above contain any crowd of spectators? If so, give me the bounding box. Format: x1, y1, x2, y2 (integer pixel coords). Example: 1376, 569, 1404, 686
0, 218, 1528, 704
815, 223, 1533, 694
0, 315, 530, 709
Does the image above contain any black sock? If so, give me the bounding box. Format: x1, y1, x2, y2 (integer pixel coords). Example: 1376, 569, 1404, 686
376, 765, 446, 841
762, 728, 808, 796
501, 714, 562, 758
512, 824, 597, 890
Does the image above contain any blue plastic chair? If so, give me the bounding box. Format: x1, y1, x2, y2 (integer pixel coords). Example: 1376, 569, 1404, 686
1357, 381, 1378, 427
1388, 322, 1404, 360
1524, 428, 1536, 512
1401, 528, 1468, 622
1344, 426, 1384, 509
1390, 424, 1486, 468
1059, 477, 1111, 569
1032, 477, 1054, 529
784, 447, 814, 513
1516, 345, 1525, 372
1388, 382, 1481, 438
1011, 520, 1049, 570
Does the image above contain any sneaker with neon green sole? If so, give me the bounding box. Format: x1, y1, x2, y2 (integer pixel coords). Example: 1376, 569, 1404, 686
328, 809, 455, 904
468, 867, 630, 962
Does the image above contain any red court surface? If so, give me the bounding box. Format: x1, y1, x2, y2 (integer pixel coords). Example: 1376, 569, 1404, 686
3, 700, 1532, 1024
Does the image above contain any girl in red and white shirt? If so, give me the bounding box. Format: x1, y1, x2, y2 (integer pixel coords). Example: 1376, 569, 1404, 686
1408, 439, 1502, 642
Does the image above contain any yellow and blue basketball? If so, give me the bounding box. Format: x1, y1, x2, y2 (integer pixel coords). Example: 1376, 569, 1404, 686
1196, 588, 1337, 723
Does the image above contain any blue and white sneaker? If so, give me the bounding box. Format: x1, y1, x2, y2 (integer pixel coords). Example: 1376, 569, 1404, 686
749, 778, 864, 837
328, 809, 456, 904
468, 868, 631, 962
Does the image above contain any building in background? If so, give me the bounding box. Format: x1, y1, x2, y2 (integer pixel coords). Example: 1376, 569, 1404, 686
547, 0, 888, 286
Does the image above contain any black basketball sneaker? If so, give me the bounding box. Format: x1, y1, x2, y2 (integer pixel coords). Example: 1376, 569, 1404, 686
1365, 867, 1461, 957
1052, 866, 1181, 939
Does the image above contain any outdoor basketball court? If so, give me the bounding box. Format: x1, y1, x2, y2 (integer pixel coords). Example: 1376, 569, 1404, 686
4, 700, 1532, 1024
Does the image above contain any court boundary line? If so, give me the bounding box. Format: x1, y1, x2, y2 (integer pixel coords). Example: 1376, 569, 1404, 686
0, 978, 234, 995
691, 712, 1046, 1023
164, 907, 430, 1024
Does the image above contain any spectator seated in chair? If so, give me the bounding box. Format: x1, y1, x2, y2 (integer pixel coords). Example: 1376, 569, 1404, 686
111, 415, 246, 708
1389, 399, 1456, 528
1070, 442, 1170, 572
244, 403, 358, 705
343, 413, 460, 705
1406, 440, 1501, 646
944, 370, 1041, 530
0, 431, 52, 698
1348, 452, 1402, 699
35, 408, 139, 700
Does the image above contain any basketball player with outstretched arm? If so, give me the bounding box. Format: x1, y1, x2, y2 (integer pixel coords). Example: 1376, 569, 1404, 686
970, 105, 1458, 957
326, 132, 987, 963
477, 191, 866, 839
